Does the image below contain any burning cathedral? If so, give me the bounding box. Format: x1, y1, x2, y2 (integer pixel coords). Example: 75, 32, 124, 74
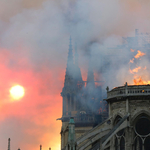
59, 30, 150, 150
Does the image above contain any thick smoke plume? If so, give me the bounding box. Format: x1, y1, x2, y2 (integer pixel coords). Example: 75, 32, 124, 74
0, 0, 150, 150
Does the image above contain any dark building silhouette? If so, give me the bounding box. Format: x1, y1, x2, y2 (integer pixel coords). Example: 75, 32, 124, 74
59, 30, 150, 150
60, 37, 107, 150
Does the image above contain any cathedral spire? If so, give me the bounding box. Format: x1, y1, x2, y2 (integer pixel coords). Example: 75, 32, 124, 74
66, 36, 74, 76
62, 36, 75, 95
74, 42, 83, 82
74, 42, 78, 66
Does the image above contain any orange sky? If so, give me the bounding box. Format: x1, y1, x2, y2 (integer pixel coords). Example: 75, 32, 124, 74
0, 48, 64, 149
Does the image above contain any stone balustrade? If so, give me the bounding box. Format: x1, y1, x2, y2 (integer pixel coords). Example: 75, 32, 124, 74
107, 84, 150, 99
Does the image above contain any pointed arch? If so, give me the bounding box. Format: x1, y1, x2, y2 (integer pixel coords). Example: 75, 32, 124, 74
113, 115, 125, 137
133, 112, 150, 150
115, 138, 119, 150
131, 110, 150, 126
113, 115, 122, 125
133, 136, 142, 150
120, 137, 125, 150
144, 136, 150, 150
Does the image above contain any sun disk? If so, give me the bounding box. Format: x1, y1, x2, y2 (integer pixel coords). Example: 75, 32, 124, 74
10, 85, 25, 100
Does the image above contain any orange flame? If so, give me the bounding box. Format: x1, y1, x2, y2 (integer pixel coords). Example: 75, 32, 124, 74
134, 76, 150, 85
129, 66, 141, 74
129, 49, 149, 85
129, 58, 134, 63
134, 50, 146, 59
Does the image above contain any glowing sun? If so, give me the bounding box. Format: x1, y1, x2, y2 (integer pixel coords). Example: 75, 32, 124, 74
10, 85, 25, 100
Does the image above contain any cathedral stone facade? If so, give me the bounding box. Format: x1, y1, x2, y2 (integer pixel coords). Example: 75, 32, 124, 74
75, 83, 150, 150
59, 38, 107, 150
60, 36, 150, 150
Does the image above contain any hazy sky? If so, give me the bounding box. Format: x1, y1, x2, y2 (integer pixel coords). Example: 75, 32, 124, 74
0, 0, 150, 150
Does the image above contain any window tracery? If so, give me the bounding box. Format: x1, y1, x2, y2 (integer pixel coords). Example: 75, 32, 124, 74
114, 116, 125, 150
133, 114, 150, 150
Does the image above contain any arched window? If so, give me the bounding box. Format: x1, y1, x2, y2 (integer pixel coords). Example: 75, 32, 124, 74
114, 116, 124, 136
114, 115, 125, 150
120, 137, 125, 150
133, 114, 150, 150
144, 136, 150, 150
114, 115, 122, 124
134, 137, 142, 150
135, 116, 150, 135
115, 138, 119, 150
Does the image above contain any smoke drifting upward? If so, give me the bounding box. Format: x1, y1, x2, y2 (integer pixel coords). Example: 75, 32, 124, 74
0, 0, 150, 150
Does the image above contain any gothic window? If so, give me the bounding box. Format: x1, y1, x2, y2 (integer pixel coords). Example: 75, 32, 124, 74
134, 137, 142, 150
115, 138, 119, 150
114, 116, 124, 136
133, 114, 150, 150
135, 116, 150, 135
114, 116, 125, 150
120, 137, 125, 150
144, 136, 150, 150
115, 135, 125, 150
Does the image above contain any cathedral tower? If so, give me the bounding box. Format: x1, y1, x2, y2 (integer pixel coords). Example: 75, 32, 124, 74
61, 37, 84, 117
60, 39, 104, 150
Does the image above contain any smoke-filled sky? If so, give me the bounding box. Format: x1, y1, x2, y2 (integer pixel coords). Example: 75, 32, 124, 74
0, 0, 150, 150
